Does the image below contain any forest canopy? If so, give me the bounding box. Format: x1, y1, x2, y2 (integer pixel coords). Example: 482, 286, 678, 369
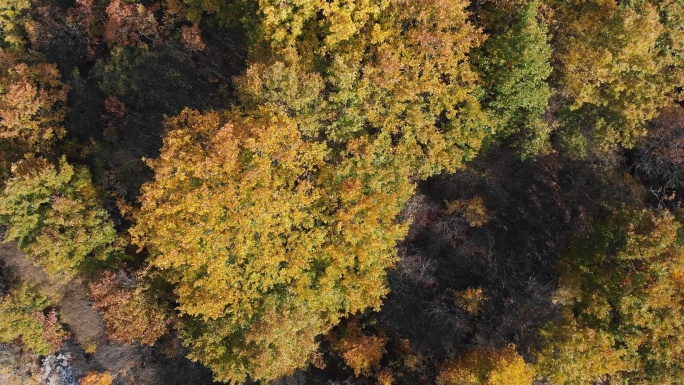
0, 0, 682, 384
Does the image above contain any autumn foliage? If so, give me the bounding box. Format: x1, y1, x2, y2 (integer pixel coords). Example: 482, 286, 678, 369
131, 109, 413, 382
103, 0, 160, 47
332, 318, 387, 377
89, 271, 169, 346
79, 371, 114, 385
235, 0, 490, 177
0, 158, 120, 280
552, 0, 675, 151
537, 208, 684, 383
0, 284, 66, 355
0, 54, 68, 169
437, 344, 535, 385
0, 0, 682, 383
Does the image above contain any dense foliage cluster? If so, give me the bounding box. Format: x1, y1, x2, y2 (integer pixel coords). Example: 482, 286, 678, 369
0, 0, 682, 383
88, 271, 169, 346
0, 284, 66, 355
437, 344, 536, 385
0, 158, 120, 279
538, 209, 684, 383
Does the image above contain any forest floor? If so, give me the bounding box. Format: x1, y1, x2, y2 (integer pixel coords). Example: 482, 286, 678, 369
0, 242, 216, 385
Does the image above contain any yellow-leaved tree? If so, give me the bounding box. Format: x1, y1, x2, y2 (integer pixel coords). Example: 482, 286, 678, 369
131, 109, 414, 382
0, 283, 67, 355
437, 344, 536, 385
235, 0, 490, 177
535, 208, 684, 384
131, 1, 496, 382
550, 0, 675, 152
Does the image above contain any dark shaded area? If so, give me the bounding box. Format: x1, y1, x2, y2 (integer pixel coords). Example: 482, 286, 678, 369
381, 150, 569, 359
68, 34, 247, 205
24, 0, 248, 208
379, 146, 645, 365
28, 3, 89, 76
288, 145, 647, 385
65, 340, 218, 385
0, 249, 17, 296
629, 106, 684, 210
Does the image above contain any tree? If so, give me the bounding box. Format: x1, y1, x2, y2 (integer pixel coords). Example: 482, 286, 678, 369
235, 0, 491, 177
551, 1, 672, 152
0, 0, 30, 51
534, 313, 629, 385
103, 0, 160, 48
131, 109, 414, 382
437, 344, 536, 385
89, 271, 169, 345
0, 157, 121, 280
79, 371, 114, 385
0, 53, 68, 173
537, 208, 684, 383
331, 317, 387, 377
0, 283, 66, 355
654, 0, 683, 102
475, 0, 554, 159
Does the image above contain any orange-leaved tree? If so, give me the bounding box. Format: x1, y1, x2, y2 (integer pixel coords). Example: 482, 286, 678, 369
0, 52, 68, 176
79, 371, 114, 385
331, 317, 388, 377
89, 271, 170, 346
